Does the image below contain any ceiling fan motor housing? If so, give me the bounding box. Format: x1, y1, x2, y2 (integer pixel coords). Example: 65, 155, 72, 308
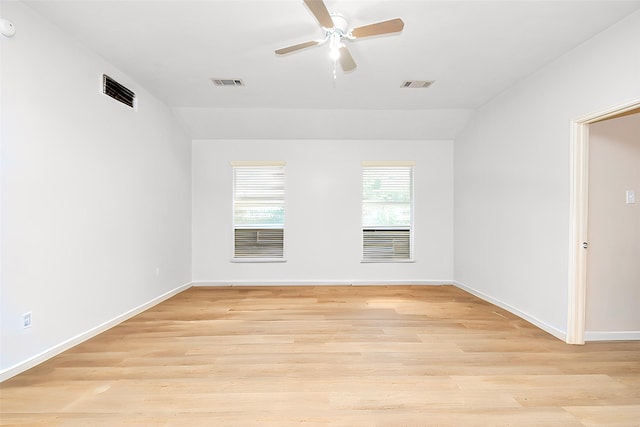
328, 14, 349, 37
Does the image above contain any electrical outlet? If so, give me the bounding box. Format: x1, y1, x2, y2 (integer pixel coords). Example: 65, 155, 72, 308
626, 190, 636, 204
23, 312, 32, 328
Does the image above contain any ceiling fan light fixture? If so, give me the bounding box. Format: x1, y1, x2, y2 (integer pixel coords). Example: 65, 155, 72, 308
329, 33, 342, 61
329, 46, 341, 61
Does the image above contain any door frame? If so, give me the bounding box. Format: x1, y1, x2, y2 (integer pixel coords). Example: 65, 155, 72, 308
567, 98, 640, 344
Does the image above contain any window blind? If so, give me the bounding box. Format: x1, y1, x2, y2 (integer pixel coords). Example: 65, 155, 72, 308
362, 163, 413, 261
232, 163, 285, 259
362, 229, 411, 260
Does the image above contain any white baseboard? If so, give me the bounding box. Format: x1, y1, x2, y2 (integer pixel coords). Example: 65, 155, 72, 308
0, 282, 192, 383
584, 330, 640, 341
453, 281, 567, 342
192, 280, 454, 287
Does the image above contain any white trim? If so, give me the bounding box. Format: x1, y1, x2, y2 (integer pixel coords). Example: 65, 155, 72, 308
454, 281, 567, 342
192, 280, 453, 287
230, 161, 286, 167
0, 282, 192, 383
567, 120, 589, 344
230, 258, 287, 263
351, 280, 451, 286
584, 331, 640, 341
576, 102, 640, 123
362, 160, 416, 167
567, 98, 640, 345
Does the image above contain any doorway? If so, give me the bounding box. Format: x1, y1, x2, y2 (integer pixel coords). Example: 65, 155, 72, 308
567, 100, 640, 344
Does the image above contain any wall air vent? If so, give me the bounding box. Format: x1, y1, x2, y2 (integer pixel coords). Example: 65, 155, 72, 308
212, 78, 245, 87
103, 74, 135, 108
401, 80, 434, 89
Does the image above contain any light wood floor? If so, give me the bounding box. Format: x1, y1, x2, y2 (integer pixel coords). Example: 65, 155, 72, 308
1, 285, 639, 426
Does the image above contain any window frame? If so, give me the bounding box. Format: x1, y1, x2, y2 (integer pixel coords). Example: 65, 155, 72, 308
231, 161, 286, 263
361, 161, 415, 263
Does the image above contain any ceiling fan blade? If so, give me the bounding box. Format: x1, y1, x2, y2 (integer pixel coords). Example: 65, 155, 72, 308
350, 18, 404, 38
339, 46, 356, 72
275, 40, 320, 55
303, 0, 334, 29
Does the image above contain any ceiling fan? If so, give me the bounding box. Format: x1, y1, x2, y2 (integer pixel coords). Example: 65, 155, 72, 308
275, 0, 405, 73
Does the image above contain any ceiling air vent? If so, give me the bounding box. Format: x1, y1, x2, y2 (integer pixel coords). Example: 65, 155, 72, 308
401, 80, 434, 89
212, 78, 245, 87
103, 74, 135, 108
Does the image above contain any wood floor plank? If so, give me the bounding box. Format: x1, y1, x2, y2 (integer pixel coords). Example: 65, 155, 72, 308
2, 285, 639, 426
563, 405, 640, 426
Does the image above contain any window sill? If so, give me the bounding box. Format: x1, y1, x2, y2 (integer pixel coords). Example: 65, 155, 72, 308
231, 258, 287, 263
361, 259, 415, 263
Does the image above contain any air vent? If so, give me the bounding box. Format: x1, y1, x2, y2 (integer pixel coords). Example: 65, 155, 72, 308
401, 80, 434, 89
212, 78, 245, 87
103, 74, 135, 108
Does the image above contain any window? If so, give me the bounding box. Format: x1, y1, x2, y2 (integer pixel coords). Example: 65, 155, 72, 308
232, 162, 285, 260
362, 161, 414, 261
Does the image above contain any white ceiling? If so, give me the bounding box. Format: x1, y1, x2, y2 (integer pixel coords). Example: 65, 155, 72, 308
20, 0, 640, 138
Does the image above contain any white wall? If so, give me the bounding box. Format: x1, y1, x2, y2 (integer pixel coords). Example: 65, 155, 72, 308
0, 1, 191, 378
192, 139, 453, 284
454, 10, 640, 339
174, 107, 473, 141
586, 113, 640, 335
